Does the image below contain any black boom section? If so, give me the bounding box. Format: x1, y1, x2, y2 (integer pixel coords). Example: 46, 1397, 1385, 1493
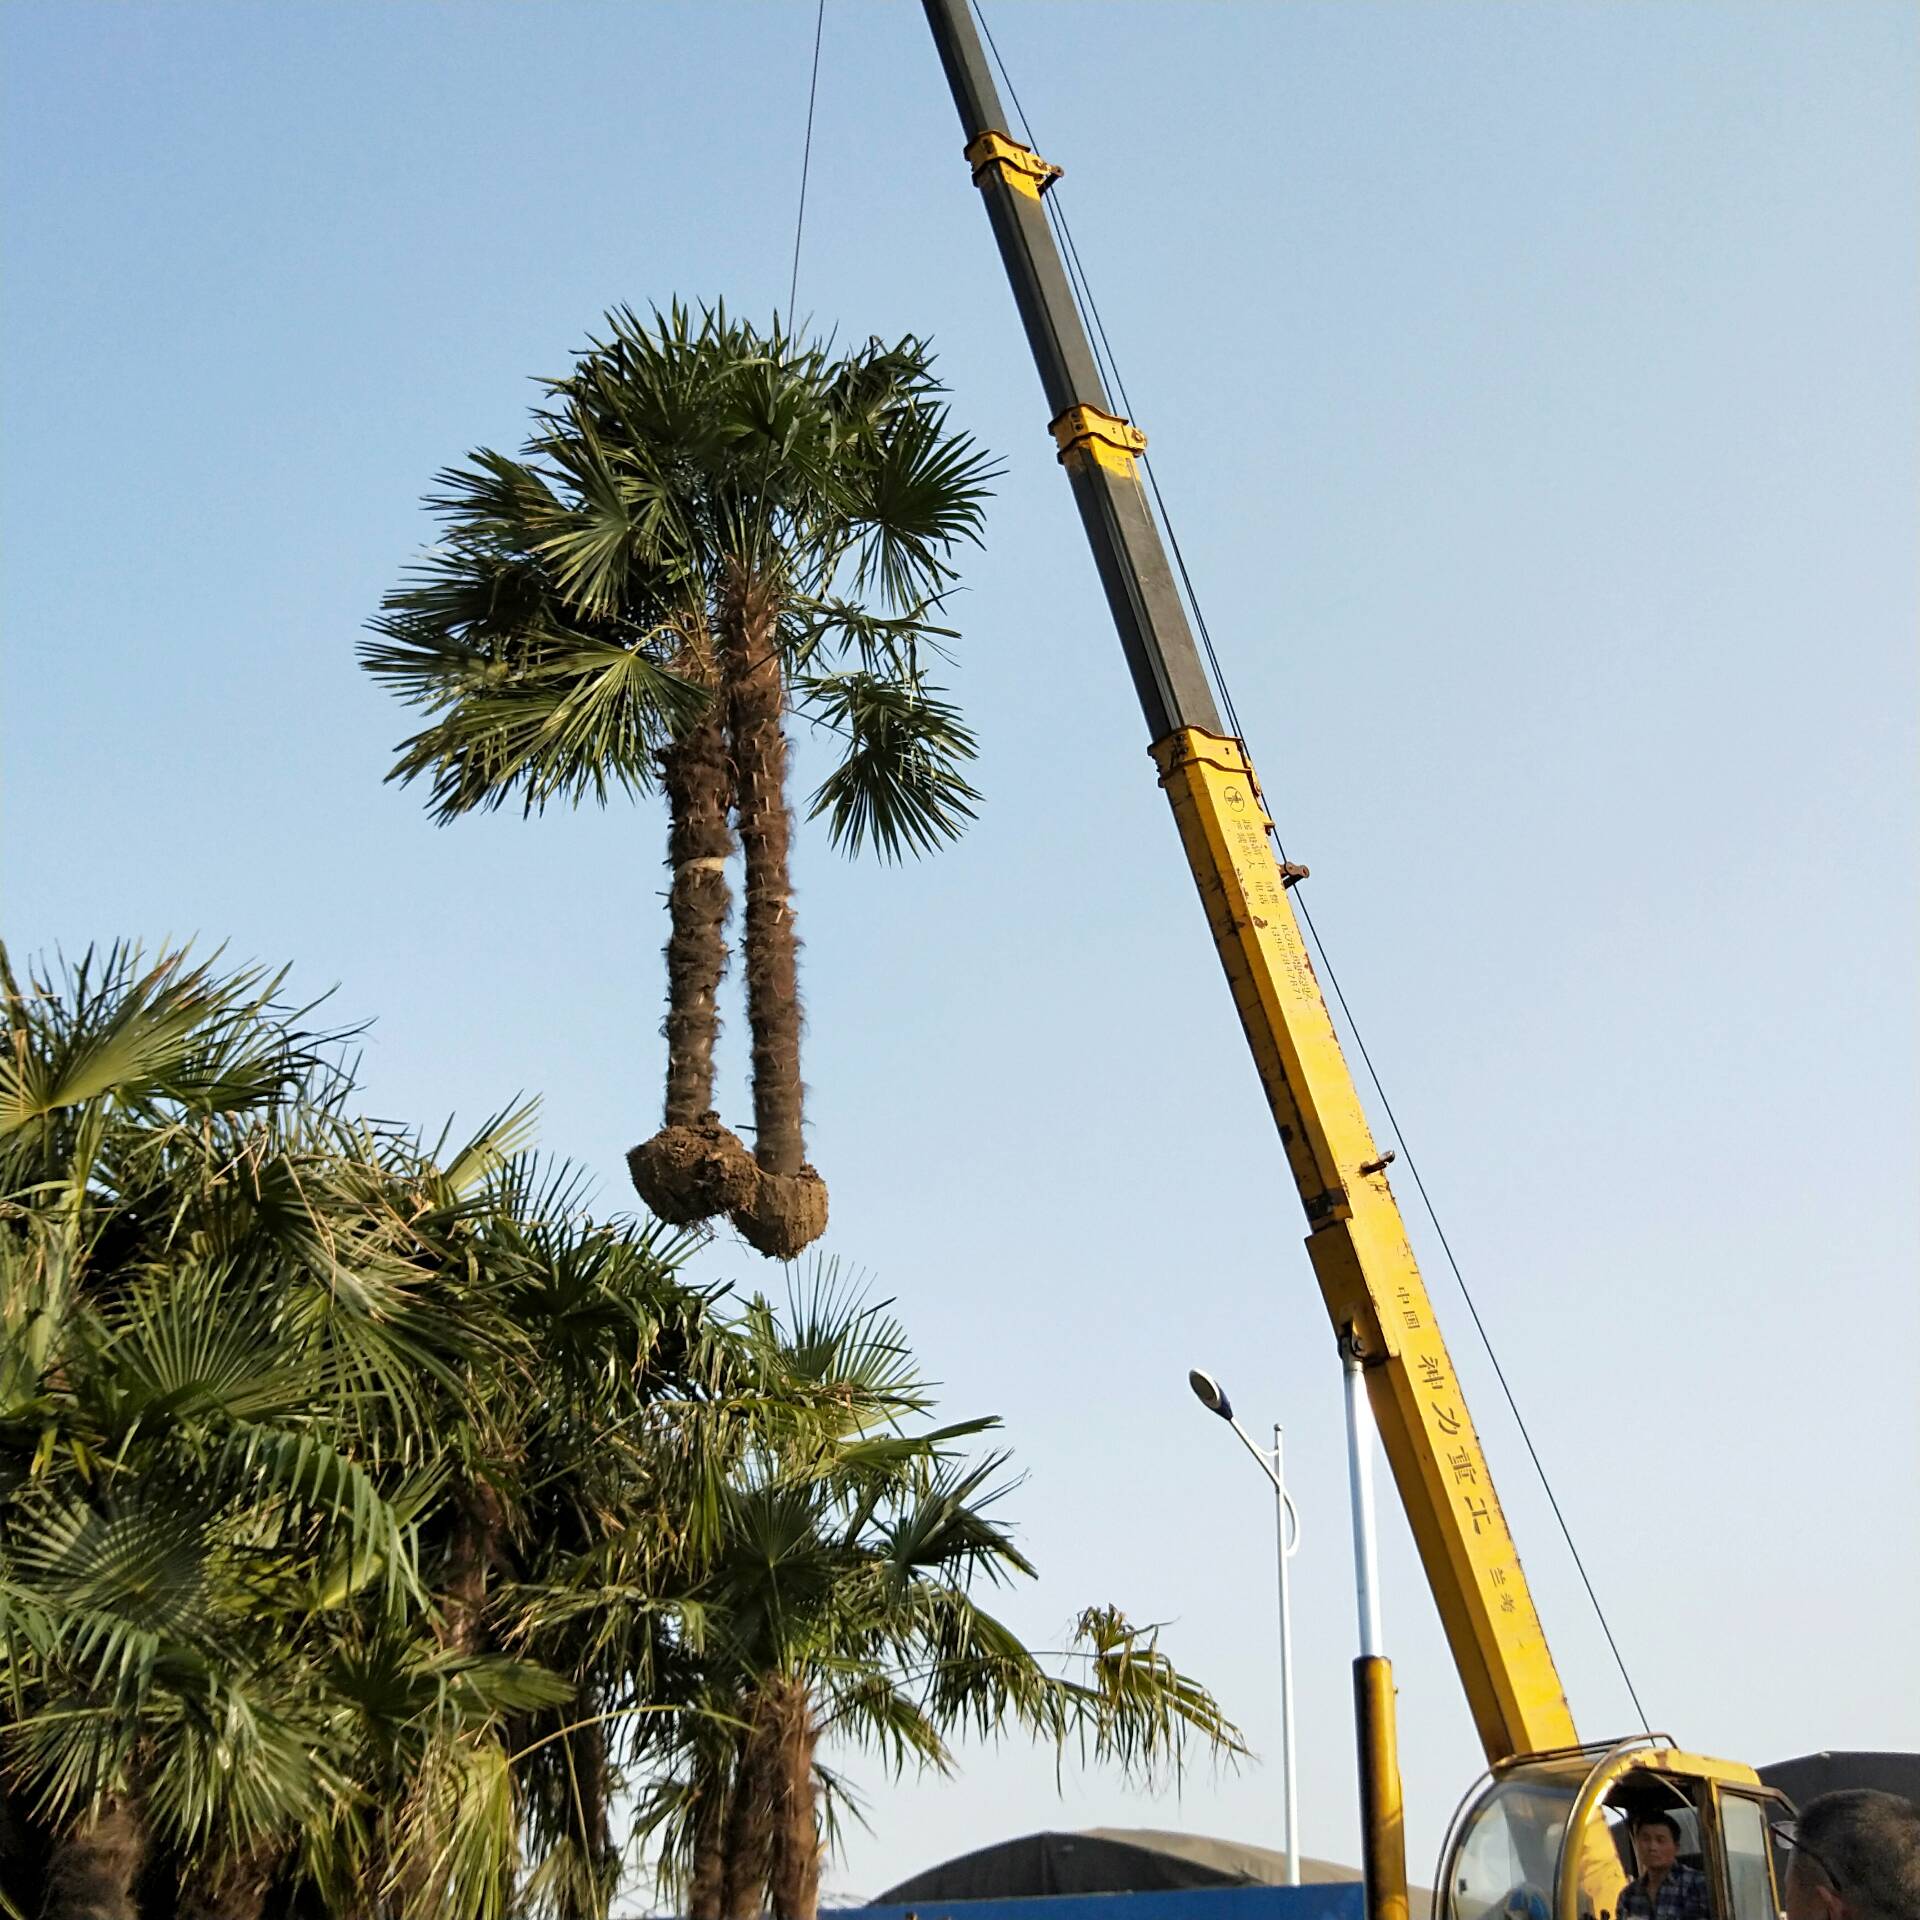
923, 0, 1224, 743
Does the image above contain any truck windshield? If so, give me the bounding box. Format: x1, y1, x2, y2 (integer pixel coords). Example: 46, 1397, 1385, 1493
1441, 1760, 1592, 1920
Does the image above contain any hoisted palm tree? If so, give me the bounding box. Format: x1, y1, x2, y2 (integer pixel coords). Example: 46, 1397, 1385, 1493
365, 305, 993, 1260
360, 430, 752, 1228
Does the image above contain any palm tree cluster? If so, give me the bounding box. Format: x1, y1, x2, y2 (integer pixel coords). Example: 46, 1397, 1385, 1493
637, 1297, 1242, 1920
362, 306, 998, 1262
1, 945, 1239, 1920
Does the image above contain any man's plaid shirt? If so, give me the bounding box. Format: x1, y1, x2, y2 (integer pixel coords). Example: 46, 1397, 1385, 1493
1617, 1863, 1713, 1920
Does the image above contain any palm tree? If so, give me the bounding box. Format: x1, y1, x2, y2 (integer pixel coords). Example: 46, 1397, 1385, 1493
363, 305, 995, 1260
0, 943, 425, 1917
358, 442, 749, 1229
639, 1283, 1245, 1920
0, 943, 734, 1920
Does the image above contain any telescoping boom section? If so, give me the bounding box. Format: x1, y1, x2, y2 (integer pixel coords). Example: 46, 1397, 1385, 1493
922, 0, 1576, 1767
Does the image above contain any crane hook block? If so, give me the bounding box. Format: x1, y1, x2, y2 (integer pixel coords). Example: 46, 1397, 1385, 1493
1050, 403, 1149, 474
964, 130, 1064, 199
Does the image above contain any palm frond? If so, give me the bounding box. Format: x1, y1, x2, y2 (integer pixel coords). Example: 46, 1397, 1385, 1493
365, 611, 700, 821
800, 670, 981, 860
436, 1100, 543, 1197
845, 399, 997, 613
0, 943, 308, 1144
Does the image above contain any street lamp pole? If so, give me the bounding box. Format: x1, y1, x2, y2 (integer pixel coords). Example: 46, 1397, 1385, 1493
1270, 1419, 1301, 1889
1188, 1370, 1303, 1887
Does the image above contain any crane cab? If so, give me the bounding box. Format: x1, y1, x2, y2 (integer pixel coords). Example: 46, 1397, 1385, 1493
1434, 1739, 1795, 1920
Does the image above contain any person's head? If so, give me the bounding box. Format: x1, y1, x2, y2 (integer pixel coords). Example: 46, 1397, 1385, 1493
1781, 1788, 1920, 1920
1630, 1813, 1681, 1876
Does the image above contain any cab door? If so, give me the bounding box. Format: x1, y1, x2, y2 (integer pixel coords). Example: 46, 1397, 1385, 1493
1714, 1788, 1788, 1920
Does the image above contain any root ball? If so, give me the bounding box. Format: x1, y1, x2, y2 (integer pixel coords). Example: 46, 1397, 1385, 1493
731, 1164, 829, 1262
627, 1116, 758, 1225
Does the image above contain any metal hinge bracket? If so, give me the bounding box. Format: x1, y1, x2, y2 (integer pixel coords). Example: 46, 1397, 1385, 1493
1050, 403, 1148, 474
964, 130, 1063, 199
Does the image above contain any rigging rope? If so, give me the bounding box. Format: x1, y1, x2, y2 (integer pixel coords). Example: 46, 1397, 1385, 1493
787, 0, 828, 331
971, 0, 1651, 1739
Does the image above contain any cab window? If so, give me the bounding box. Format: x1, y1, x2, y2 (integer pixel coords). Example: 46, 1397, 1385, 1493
1717, 1794, 1779, 1920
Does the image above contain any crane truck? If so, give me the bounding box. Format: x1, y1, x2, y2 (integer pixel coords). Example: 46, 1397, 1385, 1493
919, 7, 1798, 1920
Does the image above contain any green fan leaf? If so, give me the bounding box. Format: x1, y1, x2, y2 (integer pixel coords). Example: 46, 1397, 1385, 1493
800, 670, 982, 860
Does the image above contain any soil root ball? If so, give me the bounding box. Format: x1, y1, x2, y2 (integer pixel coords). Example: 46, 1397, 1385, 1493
627, 1116, 757, 1224
731, 1164, 829, 1261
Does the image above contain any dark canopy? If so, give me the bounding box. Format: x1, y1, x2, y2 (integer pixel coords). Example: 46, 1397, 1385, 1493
876, 1829, 1364, 1902
1761, 1752, 1920, 1809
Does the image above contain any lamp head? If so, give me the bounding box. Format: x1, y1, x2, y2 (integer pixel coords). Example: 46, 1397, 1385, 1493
1187, 1368, 1233, 1420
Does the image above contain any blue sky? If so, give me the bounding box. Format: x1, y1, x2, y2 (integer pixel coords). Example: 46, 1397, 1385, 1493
4, 0, 1915, 1903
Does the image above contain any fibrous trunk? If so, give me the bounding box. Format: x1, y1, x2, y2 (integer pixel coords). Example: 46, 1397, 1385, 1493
661, 676, 733, 1129
767, 1682, 821, 1920
177, 1845, 280, 1920
720, 573, 827, 1261
44, 1796, 146, 1920
686, 1746, 730, 1920
719, 1709, 778, 1920
441, 1476, 508, 1656
558, 1723, 616, 1920
629, 641, 756, 1225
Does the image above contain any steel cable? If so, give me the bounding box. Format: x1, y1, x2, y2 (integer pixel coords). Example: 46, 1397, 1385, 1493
787, 0, 828, 330
971, 0, 1650, 1738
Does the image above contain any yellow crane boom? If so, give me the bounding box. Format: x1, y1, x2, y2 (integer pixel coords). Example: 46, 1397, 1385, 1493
1157, 731, 1578, 1763
922, 0, 1575, 1769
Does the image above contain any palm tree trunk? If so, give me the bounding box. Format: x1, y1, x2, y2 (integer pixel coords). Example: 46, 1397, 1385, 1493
629, 638, 757, 1227
720, 1702, 779, 1920
43, 1795, 146, 1920
721, 572, 827, 1262
660, 681, 733, 1129
767, 1682, 821, 1920
687, 1747, 730, 1920
442, 1476, 508, 1656
559, 1721, 616, 1920
177, 1845, 280, 1920
723, 577, 804, 1177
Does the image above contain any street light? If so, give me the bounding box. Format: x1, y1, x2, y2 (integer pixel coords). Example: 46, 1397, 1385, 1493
1187, 1368, 1302, 1887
